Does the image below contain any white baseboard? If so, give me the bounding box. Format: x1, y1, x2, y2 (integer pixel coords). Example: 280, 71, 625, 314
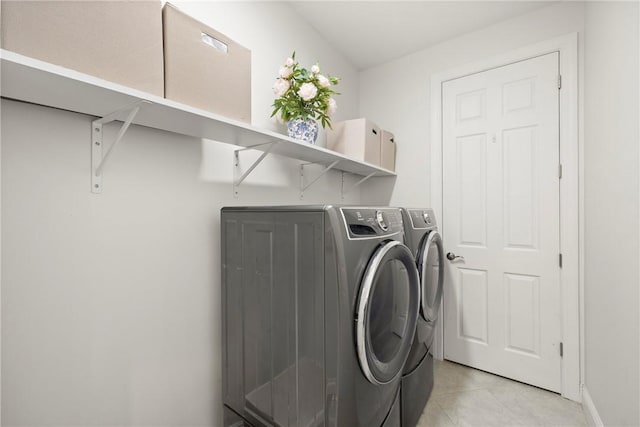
582, 386, 604, 427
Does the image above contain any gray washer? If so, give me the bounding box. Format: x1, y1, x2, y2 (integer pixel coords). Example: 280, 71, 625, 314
399, 208, 445, 427
221, 206, 421, 426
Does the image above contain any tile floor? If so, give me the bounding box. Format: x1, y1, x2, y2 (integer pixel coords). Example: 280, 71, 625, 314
416, 360, 587, 426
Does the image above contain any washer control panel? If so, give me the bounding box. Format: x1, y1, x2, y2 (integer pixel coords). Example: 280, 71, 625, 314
342, 208, 403, 238
408, 208, 437, 229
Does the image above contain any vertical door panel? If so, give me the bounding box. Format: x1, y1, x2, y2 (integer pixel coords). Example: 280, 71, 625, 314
503, 125, 539, 250
504, 273, 541, 356
458, 134, 488, 247
458, 268, 489, 345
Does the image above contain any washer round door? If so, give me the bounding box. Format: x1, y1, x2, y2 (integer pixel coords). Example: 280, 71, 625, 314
356, 240, 421, 385
417, 230, 445, 323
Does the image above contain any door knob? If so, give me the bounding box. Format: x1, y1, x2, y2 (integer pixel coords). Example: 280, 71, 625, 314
446, 252, 465, 262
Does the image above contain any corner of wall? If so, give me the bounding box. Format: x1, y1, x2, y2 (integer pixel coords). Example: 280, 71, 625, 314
582, 387, 604, 427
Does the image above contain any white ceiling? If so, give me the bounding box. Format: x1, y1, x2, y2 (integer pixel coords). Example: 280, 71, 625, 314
288, 1, 557, 70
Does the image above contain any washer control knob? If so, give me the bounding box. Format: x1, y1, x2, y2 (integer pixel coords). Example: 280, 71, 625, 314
423, 212, 432, 225
375, 210, 388, 231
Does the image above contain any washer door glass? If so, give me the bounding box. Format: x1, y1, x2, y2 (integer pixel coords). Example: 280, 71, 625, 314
417, 231, 444, 322
356, 240, 420, 385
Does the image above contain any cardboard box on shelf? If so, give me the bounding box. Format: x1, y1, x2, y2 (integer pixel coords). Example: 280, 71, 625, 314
380, 130, 396, 171
1, 0, 164, 97
327, 118, 381, 166
162, 3, 251, 123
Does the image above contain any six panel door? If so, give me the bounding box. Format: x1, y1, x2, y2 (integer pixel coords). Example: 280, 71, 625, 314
442, 52, 562, 392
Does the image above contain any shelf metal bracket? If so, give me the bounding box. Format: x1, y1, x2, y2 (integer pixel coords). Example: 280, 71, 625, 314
300, 160, 340, 199
341, 171, 377, 200
233, 141, 278, 198
91, 100, 150, 193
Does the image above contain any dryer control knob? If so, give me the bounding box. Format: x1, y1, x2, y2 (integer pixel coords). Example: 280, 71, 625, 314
423, 212, 432, 225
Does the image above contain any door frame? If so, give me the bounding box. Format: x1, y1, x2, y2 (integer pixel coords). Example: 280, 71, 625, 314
430, 33, 581, 401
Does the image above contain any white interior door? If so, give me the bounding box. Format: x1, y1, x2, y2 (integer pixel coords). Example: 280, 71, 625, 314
442, 52, 561, 392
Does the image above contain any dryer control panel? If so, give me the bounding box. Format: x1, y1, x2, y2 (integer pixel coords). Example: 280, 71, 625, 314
408, 208, 437, 230
341, 208, 403, 238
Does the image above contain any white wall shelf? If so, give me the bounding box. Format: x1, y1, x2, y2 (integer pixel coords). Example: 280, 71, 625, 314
0, 49, 395, 194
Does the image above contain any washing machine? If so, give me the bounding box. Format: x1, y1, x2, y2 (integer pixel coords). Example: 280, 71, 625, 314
399, 208, 444, 427
221, 206, 421, 427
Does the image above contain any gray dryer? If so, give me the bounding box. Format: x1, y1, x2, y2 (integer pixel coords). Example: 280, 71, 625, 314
399, 208, 445, 427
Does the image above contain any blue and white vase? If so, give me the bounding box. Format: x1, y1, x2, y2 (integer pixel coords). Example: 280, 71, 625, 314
287, 117, 319, 144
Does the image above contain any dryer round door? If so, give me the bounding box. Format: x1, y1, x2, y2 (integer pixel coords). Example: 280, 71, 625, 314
417, 230, 445, 323
356, 240, 420, 385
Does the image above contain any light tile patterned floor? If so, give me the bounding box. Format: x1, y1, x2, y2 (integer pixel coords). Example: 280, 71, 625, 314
417, 360, 587, 427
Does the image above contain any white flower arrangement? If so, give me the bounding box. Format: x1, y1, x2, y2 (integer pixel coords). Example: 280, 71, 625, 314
271, 52, 340, 129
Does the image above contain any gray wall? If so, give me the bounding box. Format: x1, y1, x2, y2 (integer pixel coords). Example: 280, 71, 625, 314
584, 2, 640, 425
1, 2, 367, 426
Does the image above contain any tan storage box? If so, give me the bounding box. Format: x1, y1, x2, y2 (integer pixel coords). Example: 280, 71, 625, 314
162, 3, 251, 123
327, 118, 381, 166
381, 130, 396, 171
0, 0, 164, 97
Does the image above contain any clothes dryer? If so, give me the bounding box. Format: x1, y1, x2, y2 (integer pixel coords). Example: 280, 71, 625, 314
221, 206, 421, 427
399, 208, 445, 427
